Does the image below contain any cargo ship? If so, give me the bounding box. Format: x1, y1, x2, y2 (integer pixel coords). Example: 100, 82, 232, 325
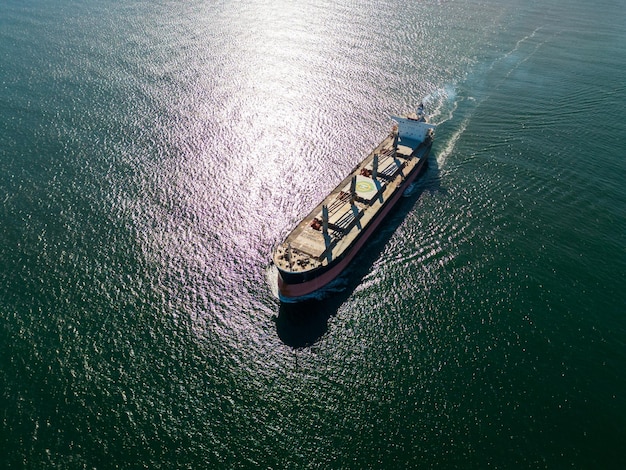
273, 107, 435, 300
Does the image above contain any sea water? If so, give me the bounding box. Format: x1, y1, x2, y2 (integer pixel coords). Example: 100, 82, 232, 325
1, 0, 625, 467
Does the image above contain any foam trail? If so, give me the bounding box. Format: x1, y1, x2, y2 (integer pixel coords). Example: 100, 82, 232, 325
421, 28, 549, 170
423, 84, 459, 126
436, 117, 469, 168
499, 26, 543, 63
419, 83, 469, 168
486, 26, 561, 88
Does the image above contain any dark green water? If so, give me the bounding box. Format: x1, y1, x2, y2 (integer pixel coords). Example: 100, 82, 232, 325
2, 0, 625, 468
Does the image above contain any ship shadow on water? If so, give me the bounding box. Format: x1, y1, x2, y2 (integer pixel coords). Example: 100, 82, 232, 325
274, 154, 442, 348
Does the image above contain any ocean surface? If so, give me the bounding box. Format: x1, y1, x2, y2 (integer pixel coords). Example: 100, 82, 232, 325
2, 0, 625, 467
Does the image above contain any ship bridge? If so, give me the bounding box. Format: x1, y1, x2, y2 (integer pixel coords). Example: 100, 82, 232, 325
391, 115, 436, 144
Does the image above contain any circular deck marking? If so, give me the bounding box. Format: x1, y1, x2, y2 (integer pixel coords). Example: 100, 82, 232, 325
356, 180, 375, 193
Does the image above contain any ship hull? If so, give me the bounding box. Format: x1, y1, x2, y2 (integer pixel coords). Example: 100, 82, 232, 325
277, 143, 431, 300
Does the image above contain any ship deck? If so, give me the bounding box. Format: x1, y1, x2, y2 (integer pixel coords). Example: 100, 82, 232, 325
274, 133, 427, 275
